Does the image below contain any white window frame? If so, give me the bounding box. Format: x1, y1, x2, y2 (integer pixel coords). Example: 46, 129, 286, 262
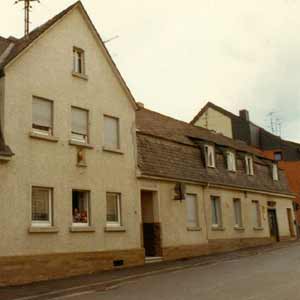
186, 193, 199, 228
71, 106, 89, 144
32, 97, 53, 136
252, 200, 262, 228
72, 190, 90, 227
233, 198, 243, 227
272, 163, 279, 181
106, 192, 122, 227
211, 196, 222, 227
31, 187, 52, 227
73, 47, 85, 74
205, 144, 215, 168
227, 151, 236, 172
245, 155, 254, 175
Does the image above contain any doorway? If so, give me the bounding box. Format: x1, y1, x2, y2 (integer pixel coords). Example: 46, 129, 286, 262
141, 190, 161, 257
287, 208, 296, 237
268, 209, 279, 242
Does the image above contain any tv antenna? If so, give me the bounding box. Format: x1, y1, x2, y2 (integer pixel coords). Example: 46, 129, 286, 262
14, 0, 40, 37
267, 111, 282, 137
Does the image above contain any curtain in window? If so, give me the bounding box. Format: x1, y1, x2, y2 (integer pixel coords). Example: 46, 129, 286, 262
186, 194, 198, 227
107, 193, 119, 222
104, 116, 119, 149
72, 107, 88, 135
32, 188, 50, 221
32, 98, 52, 127
233, 199, 242, 226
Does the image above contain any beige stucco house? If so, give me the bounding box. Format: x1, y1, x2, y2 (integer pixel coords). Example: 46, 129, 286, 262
0, 1, 296, 287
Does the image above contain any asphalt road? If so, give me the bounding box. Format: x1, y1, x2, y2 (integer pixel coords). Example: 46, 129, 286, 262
67, 243, 300, 300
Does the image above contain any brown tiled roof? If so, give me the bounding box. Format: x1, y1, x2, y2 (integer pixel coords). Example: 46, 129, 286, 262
136, 108, 292, 195
0, 36, 11, 57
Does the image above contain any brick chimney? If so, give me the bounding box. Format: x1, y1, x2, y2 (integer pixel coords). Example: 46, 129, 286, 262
239, 109, 249, 121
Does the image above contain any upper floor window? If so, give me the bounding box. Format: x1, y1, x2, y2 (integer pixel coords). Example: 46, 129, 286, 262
245, 155, 254, 175
31, 187, 52, 227
73, 47, 85, 74
186, 194, 199, 228
205, 144, 215, 168
274, 151, 283, 161
227, 151, 236, 172
32, 97, 53, 136
272, 163, 279, 181
71, 107, 89, 143
104, 115, 120, 149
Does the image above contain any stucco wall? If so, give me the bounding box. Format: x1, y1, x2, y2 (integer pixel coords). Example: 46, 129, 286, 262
194, 107, 233, 138
0, 7, 141, 256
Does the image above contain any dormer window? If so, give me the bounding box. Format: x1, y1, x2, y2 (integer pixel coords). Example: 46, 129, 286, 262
73, 47, 85, 74
274, 151, 283, 161
204, 145, 215, 168
245, 155, 254, 175
273, 163, 279, 181
227, 151, 236, 172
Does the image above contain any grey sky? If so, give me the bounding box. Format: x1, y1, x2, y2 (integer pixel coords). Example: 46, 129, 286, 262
0, 0, 300, 141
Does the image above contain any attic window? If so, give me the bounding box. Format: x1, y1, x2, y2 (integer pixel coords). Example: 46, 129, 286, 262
73, 47, 85, 75
272, 163, 279, 181
274, 151, 283, 161
245, 155, 254, 176
204, 145, 215, 168
227, 151, 236, 172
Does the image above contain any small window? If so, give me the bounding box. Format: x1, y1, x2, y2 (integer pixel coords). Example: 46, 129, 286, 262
211, 196, 222, 227
273, 164, 279, 181
186, 194, 198, 228
104, 116, 120, 149
274, 151, 283, 161
32, 187, 52, 226
106, 192, 121, 226
73, 47, 85, 74
252, 200, 262, 228
71, 107, 89, 143
204, 145, 215, 168
32, 97, 53, 136
233, 198, 243, 227
72, 190, 90, 226
227, 151, 236, 172
245, 155, 254, 175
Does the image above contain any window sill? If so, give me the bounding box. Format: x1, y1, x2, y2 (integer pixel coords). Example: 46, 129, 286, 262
69, 140, 94, 149
253, 226, 264, 231
211, 226, 225, 231
104, 225, 126, 232
72, 72, 88, 81
0, 155, 12, 162
187, 226, 202, 232
69, 225, 95, 232
103, 147, 124, 155
77, 162, 87, 168
28, 226, 59, 233
234, 226, 245, 231
29, 132, 59, 143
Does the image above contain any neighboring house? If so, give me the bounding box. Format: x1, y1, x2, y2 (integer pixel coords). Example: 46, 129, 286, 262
0, 1, 296, 287
191, 102, 300, 226
0, 1, 143, 286
136, 106, 296, 261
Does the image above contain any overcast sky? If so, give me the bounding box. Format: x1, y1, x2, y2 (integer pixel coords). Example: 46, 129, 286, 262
0, 0, 300, 141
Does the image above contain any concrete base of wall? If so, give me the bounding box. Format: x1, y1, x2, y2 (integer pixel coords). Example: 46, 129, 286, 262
0, 248, 145, 287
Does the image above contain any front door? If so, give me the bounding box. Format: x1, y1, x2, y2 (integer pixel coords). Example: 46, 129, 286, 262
268, 209, 279, 242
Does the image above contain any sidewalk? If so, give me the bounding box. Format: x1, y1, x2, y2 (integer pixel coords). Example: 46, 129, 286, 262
0, 240, 298, 300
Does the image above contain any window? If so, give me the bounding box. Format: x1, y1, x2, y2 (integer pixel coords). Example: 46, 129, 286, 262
71, 107, 88, 143
186, 194, 198, 228
104, 116, 120, 149
245, 155, 254, 175
72, 191, 90, 226
233, 198, 243, 227
252, 200, 262, 228
31, 187, 52, 226
227, 151, 236, 172
274, 151, 283, 161
205, 145, 215, 168
106, 193, 121, 226
272, 163, 279, 181
211, 196, 222, 227
32, 97, 53, 136
73, 47, 85, 74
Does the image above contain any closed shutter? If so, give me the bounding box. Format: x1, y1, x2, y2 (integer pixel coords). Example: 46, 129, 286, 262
104, 116, 119, 149
186, 194, 198, 227
72, 107, 88, 135
32, 97, 52, 128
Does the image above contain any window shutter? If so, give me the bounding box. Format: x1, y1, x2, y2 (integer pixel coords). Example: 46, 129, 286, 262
186, 194, 197, 227
72, 108, 88, 135
32, 98, 52, 127
104, 116, 119, 149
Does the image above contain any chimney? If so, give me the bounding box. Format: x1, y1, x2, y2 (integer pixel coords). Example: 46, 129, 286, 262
137, 102, 145, 109
239, 109, 249, 121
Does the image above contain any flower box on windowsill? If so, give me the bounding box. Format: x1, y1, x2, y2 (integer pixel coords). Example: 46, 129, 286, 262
69, 225, 95, 233
69, 139, 94, 149
102, 147, 124, 155
104, 225, 126, 232
29, 131, 59, 143
28, 226, 59, 233
72, 72, 88, 81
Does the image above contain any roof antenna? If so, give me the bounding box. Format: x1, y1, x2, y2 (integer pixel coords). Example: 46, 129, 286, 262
14, 0, 40, 37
